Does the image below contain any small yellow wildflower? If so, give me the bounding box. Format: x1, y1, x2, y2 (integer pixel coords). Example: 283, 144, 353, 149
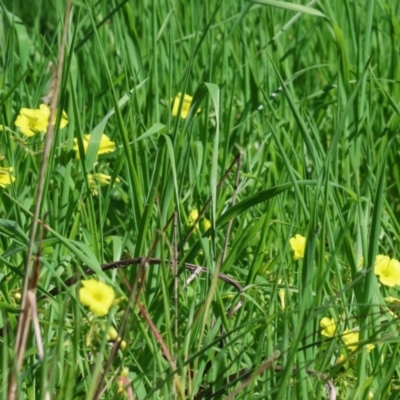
289, 234, 306, 260
336, 354, 346, 364
88, 173, 120, 188
15, 106, 49, 137
374, 255, 400, 287
107, 326, 119, 341
172, 93, 199, 119
73, 134, 116, 159
0, 167, 15, 188
79, 279, 115, 317
201, 218, 212, 233
342, 329, 375, 352
13, 292, 22, 300
189, 209, 199, 224
14, 104, 68, 137
342, 329, 359, 352
320, 317, 336, 337
39, 104, 68, 129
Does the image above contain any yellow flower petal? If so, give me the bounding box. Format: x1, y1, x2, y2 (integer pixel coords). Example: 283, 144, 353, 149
87, 173, 120, 193
107, 326, 119, 341
15, 107, 49, 136
366, 343, 375, 352
342, 329, 359, 352
189, 209, 199, 224
375, 255, 400, 287
0, 167, 16, 188
320, 317, 336, 337
342, 329, 375, 352
171, 93, 199, 119
79, 279, 115, 317
73, 134, 116, 159
289, 234, 306, 260
336, 354, 346, 364
39, 104, 68, 129
201, 218, 212, 233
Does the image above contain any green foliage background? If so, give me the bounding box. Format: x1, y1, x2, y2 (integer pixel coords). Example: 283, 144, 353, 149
1, 0, 400, 398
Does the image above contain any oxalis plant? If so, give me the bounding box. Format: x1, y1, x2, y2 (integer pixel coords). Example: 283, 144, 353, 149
1, 0, 400, 399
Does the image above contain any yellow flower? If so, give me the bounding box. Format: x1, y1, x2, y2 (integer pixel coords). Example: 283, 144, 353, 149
342, 329, 359, 352
0, 167, 15, 188
39, 104, 68, 129
73, 134, 116, 159
88, 173, 120, 188
201, 218, 211, 233
336, 354, 346, 364
107, 326, 119, 341
79, 279, 115, 317
15, 106, 49, 137
374, 255, 400, 287
289, 234, 306, 260
342, 329, 375, 352
189, 209, 199, 224
172, 93, 199, 119
14, 104, 68, 137
320, 317, 336, 337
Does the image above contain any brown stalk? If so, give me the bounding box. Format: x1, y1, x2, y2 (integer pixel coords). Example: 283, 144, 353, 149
9, 150, 244, 397
183, 151, 244, 314
116, 376, 134, 400
44, 258, 243, 300
93, 254, 186, 399
93, 257, 148, 400
195, 354, 336, 400
93, 211, 186, 400
93, 210, 177, 399
225, 351, 281, 400
8, 2, 71, 398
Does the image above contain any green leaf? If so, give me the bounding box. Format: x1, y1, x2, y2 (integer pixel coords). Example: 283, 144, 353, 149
250, 0, 326, 18
217, 183, 292, 226
85, 79, 148, 171
204, 82, 220, 228
132, 122, 165, 143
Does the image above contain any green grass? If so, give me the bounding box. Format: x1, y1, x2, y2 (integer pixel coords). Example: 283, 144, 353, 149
1, 0, 400, 398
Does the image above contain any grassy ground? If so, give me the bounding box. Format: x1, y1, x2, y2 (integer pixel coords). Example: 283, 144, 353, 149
1, 0, 400, 398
